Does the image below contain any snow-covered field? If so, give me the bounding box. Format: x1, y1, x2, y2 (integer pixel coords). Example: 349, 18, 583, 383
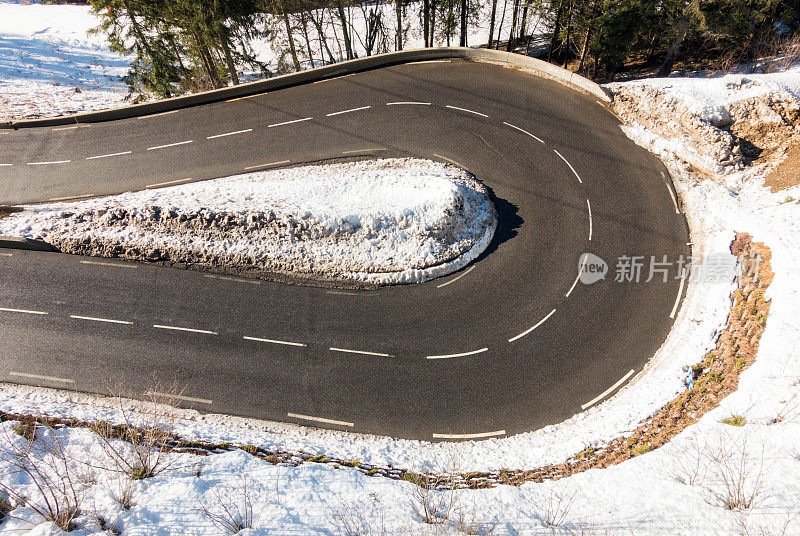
0, 0, 129, 120
0, 158, 496, 285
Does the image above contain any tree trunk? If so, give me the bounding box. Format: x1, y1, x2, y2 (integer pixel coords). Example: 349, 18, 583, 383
218, 23, 239, 85
547, 0, 565, 62
336, 3, 355, 59
561, 0, 574, 65
519, 0, 528, 41
488, 0, 498, 48
423, 0, 430, 47
282, 12, 302, 71
578, 23, 593, 73
299, 12, 315, 68
460, 0, 468, 46
311, 9, 337, 64
196, 31, 221, 88
496, 0, 509, 49
658, 0, 697, 76
506, 0, 520, 51
396, 0, 403, 50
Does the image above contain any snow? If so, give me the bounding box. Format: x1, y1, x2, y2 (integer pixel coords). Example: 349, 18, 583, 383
0, 158, 496, 285
612, 66, 800, 126
0, 0, 129, 120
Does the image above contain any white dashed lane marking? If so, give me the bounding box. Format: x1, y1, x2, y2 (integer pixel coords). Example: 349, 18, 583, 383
147, 140, 193, 151
553, 149, 583, 184
145, 390, 212, 405
0, 164, 12, 167
326, 106, 371, 117
268, 117, 312, 128
329, 347, 392, 357
0, 252, 12, 256
70, 315, 133, 325
287, 413, 354, 427
204, 274, 261, 285
80, 260, 136, 269
86, 151, 132, 160
146, 178, 192, 188
445, 105, 489, 118
386, 101, 431, 106
153, 324, 218, 335
244, 160, 290, 170
587, 199, 593, 241
28, 160, 71, 166
206, 129, 253, 139
10, 371, 74, 384
581, 369, 635, 410
508, 309, 557, 343
502, 121, 545, 144
662, 172, 681, 213
432, 153, 466, 168
48, 194, 93, 201
0, 307, 47, 315
565, 255, 589, 298
426, 347, 488, 360
436, 265, 475, 288
432, 430, 506, 440
244, 336, 306, 347
670, 268, 687, 319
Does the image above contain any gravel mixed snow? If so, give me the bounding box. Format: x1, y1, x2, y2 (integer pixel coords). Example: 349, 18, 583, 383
0, 158, 497, 285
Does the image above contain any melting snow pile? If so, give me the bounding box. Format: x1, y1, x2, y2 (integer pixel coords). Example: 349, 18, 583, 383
609, 66, 800, 175
0, 158, 496, 285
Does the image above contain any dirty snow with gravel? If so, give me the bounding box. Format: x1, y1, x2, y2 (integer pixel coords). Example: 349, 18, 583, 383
609, 66, 800, 175
0, 158, 496, 285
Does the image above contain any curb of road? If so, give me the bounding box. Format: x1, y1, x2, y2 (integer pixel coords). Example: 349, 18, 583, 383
1, 48, 610, 129
0, 236, 58, 252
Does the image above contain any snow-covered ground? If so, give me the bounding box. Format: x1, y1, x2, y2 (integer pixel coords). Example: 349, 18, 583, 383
0, 0, 129, 120
0, 158, 496, 285
2, 65, 800, 535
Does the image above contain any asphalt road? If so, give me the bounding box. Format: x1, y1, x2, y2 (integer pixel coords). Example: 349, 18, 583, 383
0, 59, 689, 440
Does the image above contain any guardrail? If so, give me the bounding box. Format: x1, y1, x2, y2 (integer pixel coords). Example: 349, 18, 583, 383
1, 47, 610, 130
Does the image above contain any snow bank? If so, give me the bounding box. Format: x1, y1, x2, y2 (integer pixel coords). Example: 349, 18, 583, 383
0, 158, 496, 285
610, 67, 800, 175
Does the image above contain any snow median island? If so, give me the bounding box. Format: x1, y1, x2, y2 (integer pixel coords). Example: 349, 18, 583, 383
0, 158, 497, 286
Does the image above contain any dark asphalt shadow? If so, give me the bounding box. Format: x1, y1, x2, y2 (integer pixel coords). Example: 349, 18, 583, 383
477, 186, 522, 260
